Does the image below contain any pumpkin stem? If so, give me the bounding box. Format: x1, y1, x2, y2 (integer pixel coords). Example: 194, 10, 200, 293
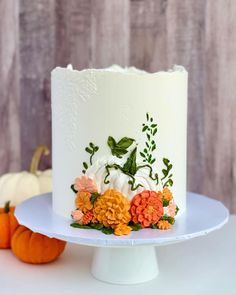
30, 144, 50, 175
4, 201, 10, 213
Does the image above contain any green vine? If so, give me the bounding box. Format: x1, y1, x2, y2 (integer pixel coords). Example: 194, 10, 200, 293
140, 113, 157, 165
161, 158, 173, 187
82, 142, 99, 174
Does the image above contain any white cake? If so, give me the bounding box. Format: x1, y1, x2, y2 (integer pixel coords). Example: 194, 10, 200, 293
51, 65, 188, 221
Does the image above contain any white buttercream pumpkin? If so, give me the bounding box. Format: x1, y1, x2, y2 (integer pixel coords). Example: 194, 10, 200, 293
86, 156, 162, 200
0, 145, 52, 207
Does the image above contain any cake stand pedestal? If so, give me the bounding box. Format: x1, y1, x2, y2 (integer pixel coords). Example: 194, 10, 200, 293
15, 192, 229, 285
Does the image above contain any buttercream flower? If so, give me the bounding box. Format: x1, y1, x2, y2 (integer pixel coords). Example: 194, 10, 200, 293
71, 209, 84, 224
168, 202, 177, 217
75, 191, 93, 213
162, 187, 173, 202
114, 224, 132, 236
93, 189, 131, 228
82, 211, 94, 225
74, 175, 97, 193
130, 190, 164, 228
157, 220, 171, 230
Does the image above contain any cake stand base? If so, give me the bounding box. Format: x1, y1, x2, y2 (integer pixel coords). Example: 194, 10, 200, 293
15, 192, 229, 285
91, 246, 158, 284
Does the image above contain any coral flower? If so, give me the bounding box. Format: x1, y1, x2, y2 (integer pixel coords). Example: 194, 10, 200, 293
93, 189, 131, 228
114, 224, 132, 236
74, 175, 97, 193
130, 190, 164, 228
71, 209, 84, 224
157, 220, 171, 230
162, 187, 173, 202
75, 191, 93, 213
168, 202, 177, 217
82, 211, 94, 225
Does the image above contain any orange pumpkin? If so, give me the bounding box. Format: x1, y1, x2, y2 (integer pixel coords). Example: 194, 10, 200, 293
11, 226, 66, 264
0, 201, 19, 249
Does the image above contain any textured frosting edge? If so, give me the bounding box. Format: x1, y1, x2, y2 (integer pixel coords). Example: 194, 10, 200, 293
51, 64, 187, 76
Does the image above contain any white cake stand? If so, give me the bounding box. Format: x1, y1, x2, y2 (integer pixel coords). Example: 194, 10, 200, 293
15, 192, 229, 285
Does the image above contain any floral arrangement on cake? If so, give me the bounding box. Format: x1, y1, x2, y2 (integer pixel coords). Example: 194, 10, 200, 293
70, 113, 179, 235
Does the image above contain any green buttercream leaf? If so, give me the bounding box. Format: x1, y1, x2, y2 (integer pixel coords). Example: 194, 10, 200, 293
101, 228, 114, 235
85, 147, 93, 154
83, 162, 88, 169
153, 128, 157, 136
161, 215, 175, 225
150, 224, 158, 229
107, 136, 116, 149
90, 192, 100, 204
90, 223, 104, 230
175, 206, 179, 215
129, 222, 142, 231
146, 113, 149, 121
123, 147, 137, 175
117, 137, 135, 149
70, 223, 91, 229
163, 199, 170, 207
142, 125, 148, 132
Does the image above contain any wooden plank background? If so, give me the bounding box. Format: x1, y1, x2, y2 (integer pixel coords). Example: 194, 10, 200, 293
1, 0, 236, 212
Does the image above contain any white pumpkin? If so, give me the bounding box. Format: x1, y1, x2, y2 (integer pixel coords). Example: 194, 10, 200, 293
0, 145, 52, 207
86, 156, 162, 200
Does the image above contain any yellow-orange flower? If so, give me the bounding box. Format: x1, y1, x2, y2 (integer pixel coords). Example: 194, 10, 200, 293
162, 187, 173, 202
114, 224, 132, 236
93, 189, 131, 228
157, 220, 171, 230
75, 191, 93, 213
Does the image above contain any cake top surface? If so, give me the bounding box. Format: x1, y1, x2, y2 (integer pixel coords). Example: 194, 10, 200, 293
52, 64, 187, 76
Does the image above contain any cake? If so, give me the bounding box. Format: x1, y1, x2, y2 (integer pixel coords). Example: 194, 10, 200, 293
51, 65, 188, 235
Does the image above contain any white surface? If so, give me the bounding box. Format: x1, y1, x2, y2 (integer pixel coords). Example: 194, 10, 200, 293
91, 247, 158, 284
51, 65, 188, 217
0, 216, 235, 295
15, 192, 229, 247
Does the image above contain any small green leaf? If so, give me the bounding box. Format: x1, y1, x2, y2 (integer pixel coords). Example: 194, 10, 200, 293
90, 223, 104, 230
107, 136, 116, 149
162, 169, 168, 177
70, 223, 91, 229
89, 142, 94, 148
161, 215, 175, 225
129, 223, 142, 231
140, 152, 146, 158
153, 128, 157, 136
94, 146, 99, 152
163, 158, 170, 166
144, 148, 148, 154
101, 228, 114, 235
175, 206, 179, 215
146, 113, 149, 121
147, 133, 151, 141
83, 162, 88, 169
150, 224, 158, 229
163, 199, 170, 207
70, 184, 78, 193
123, 147, 137, 175
142, 125, 148, 132
117, 137, 135, 149
82, 170, 86, 174
150, 158, 156, 164
90, 192, 100, 204
151, 124, 157, 128
85, 147, 93, 154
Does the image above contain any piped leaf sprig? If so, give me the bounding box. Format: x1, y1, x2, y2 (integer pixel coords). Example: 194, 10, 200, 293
161, 158, 173, 187
140, 113, 157, 165
82, 142, 99, 174
107, 136, 135, 159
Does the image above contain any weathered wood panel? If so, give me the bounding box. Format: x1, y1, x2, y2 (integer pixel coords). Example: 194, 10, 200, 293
0, 0, 21, 173
1, 0, 236, 212
19, 0, 55, 170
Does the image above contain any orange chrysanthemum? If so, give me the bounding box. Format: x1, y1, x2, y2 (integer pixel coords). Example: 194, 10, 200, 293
130, 190, 164, 228
157, 220, 172, 230
162, 187, 173, 202
93, 189, 131, 228
82, 211, 93, 225
75, 191, 93, 213
114, 224, 132, 236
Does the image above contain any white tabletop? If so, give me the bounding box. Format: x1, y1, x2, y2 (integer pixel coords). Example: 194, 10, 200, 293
1, 216, 235, 295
